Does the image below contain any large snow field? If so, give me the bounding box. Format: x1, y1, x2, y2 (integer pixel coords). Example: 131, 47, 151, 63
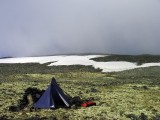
0, 55, 160, 72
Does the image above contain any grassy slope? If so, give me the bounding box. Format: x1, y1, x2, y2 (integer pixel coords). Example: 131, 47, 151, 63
0, 62, 160, 119
91, 55, 160, 65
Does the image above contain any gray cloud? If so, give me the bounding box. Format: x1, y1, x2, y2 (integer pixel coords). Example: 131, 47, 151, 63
0, 0, 160, 57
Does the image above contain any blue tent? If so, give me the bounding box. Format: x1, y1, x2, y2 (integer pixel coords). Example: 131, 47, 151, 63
34, 78, 70, 109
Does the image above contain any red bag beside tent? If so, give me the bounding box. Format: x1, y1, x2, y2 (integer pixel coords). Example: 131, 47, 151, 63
81, 101, 96, 107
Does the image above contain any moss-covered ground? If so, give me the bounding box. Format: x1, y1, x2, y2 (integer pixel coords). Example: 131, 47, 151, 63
0, 62, 160, 119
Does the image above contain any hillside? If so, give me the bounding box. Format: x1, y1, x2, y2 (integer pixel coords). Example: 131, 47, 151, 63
0, 59, 160, 119
91, 54, 160, 65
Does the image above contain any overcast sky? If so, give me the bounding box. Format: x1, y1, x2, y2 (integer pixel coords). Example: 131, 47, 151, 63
0, 0, 160, 57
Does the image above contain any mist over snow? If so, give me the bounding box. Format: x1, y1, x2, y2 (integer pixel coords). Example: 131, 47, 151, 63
0, 0, 160, 57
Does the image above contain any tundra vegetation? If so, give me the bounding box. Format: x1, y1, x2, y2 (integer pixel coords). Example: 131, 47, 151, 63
0, 55, 160, 120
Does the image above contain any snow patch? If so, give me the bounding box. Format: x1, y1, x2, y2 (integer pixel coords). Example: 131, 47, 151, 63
0, 55, 160, 72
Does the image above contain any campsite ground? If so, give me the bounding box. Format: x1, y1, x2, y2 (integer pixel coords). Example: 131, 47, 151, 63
0, 55, 160, 120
